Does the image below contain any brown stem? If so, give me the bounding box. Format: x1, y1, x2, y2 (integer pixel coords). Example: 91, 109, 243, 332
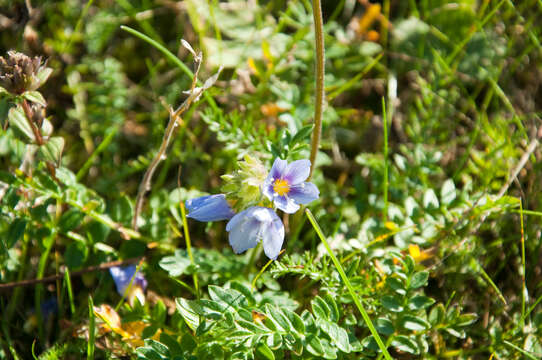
22, 99, 43, 145
132, 55, 204, 230
308, 0, 325, 180
0, 257, 143, 291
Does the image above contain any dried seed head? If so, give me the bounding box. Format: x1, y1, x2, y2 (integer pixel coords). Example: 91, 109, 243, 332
0, 50, 52, 94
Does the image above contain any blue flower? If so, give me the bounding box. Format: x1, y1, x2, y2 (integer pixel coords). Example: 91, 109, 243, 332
185, 194, 235, 221
109, 265, 147, 305
262, 158, 319, 213
226, 206, 284, 260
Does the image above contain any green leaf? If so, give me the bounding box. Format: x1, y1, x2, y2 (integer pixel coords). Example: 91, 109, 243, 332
391, 335, 419, 354
408, 295, 435, 310
375, 317, 394, 336
317, 319, 350, 353
381, 295, 403, 312
175, 298, 200, 330
265, 304, 293, 332
401, 315, 430, 331
323, 293, 340, 322
109, 195, 134, 225
64, 240, 88, 269
58, 208, 85, 233
455, 313, 478, 327
255, 343, 275, 360
423, 189, 439, 209
386, 277, 406, 295
283, 308, 305, 334
208, 285, 247, 308
440, 179, 456, 205
409, 271, 429, 289
311, 295, 331, 320
305, 334, 324, 356
37, 136, 64, 164
290, 124, 314, 145
36, 67, 53, 87
160, 251, 191, 276
8, 106, 35, 141
428, 303, 445, 325
22, 90, 46, 106
7, 218, 26, 248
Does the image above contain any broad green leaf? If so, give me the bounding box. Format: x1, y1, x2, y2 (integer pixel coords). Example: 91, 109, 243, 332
441, 179, 456, 205
159, 251, 191, 277
64, 240, 88, 269
401, 315, 430, 331
58, 208, 85, 233
410, 271, 429, 289
311, 296, 331, 320
254, 343, 274, 360
283, 308, 305, 334
305, 334, 324, 356
423, 189, 439, 209
37, 136, 64, 164
381, 295, 403, 312
7, 218, 26, 248
455, 313, 478, 327
323, 293, 340, 322
386, 277, 406, 295
429, 303, 445, 325
8, 106, 35, 141
408, 295, 435, 310
175, 298, 200, 330
375, 317, 394, 336
317, 319, 350, 353
22, 90, 46, 106
265, 304, 293, 332
391, 335, 419, 354
208, 285, 247, 308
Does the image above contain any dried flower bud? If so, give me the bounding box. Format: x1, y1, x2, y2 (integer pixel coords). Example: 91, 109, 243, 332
0, 50, 52, 94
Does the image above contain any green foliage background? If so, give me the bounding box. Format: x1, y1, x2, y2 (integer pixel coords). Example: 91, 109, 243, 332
1, 0, 542, 359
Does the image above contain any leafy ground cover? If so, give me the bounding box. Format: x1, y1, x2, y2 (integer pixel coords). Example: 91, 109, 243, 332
1, 0, 542, 359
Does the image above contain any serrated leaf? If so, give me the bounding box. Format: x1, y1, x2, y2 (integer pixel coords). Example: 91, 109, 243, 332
37, 136, 64, 164
8, 106, 35, 141
22, 90, 46, 106
410, 271, 429, 289
391, 335, 419, 354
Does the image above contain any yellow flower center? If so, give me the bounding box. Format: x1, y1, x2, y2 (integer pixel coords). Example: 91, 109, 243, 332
273, 179, 290, 196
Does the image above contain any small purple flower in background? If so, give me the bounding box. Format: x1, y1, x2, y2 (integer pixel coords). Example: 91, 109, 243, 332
226, 206, 284, 260
262, 158, 319, 213
185, 194, 235, 222
109, 265, 147, 306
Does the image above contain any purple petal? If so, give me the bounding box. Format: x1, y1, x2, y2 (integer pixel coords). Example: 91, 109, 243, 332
185, 194, 235, 222
226, 208, 261, 254
283, 160, 311, 184
268, 158, 288, 180
289, 182, 319, 204
109, 265, 147, 295
262, 181, 275, 201
262, 216, 284, 260
274, 195, 300, 214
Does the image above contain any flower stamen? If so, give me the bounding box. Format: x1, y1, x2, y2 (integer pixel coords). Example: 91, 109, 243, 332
273, 179, 290, 196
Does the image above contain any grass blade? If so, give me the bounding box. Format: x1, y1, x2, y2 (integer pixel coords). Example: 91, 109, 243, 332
305, 209, 393, 360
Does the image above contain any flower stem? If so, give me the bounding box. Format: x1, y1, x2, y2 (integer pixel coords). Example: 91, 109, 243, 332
305, 209, 393, 360
308, 0, 325, 180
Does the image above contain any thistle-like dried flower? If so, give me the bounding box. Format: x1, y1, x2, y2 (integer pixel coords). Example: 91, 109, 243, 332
0, 51, 52, 94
